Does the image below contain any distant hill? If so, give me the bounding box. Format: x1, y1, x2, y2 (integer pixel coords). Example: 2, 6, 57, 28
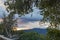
24, 28, 47, 35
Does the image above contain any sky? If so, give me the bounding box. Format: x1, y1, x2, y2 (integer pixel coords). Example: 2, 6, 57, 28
14, 6, 50, 30
0, 0, 8, 18
0, 0, 50, 30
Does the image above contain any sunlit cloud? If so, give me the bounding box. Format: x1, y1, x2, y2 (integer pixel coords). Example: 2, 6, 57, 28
16, 28, 31, 31
17, 19, 50, 30
15, 22, 50, 31
0, 0, 6, 9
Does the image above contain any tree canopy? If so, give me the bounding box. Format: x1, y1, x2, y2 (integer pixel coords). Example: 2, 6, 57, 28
2, 0, 60, 39
5, 0, 33, 15
37, 0, 60, 28
17, 32, 41, 40
3, 0, 34, 38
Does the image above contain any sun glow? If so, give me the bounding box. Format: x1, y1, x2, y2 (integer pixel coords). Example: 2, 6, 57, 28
12, 27, 31, 31
16, 28, 31, 30
12, 22, 50, 31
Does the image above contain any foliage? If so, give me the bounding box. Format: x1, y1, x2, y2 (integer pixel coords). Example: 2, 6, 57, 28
37, 0, 60, 27
5, 0, 33, 15
37, 0, 60, 40
46, 28, 60, 40
3, 0, 33, 37
0, 23, 4, 35
11, 30, 25, 35
37, 28, 60, 40
3, 0, 60, 39
17, 32, 41, 40
11, 30, 45, 40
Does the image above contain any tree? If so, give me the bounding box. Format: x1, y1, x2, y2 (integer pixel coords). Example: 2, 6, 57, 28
0, 23, 4, 35
3, 0, 34, 38
17, 32, 41, 40
46, 28, 60, 40
37, 0, 60, 28
4, 0, 60, 39
5, 0, 33, 15
37, 0, 60, 40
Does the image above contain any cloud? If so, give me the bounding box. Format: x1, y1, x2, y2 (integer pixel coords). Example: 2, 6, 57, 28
0, 0, 50, 30
17, 20, 50, 29
0, 0, 8, 17
0, 0, 6, 9
15, 21, 50, 30
21, 6, 43, 21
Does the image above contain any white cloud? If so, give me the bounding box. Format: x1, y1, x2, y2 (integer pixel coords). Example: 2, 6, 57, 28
0, 0, 6, 9
17, 20, 50, 29
0, 0, 9, 17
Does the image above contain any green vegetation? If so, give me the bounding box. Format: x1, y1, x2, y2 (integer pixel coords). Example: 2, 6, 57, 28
46, 28, 60, 40
11, 30, 25, 35
11, 30, 45, 40
17, 32, 41, 40
38, 0, 60, 27
3, 0, 33, 37
0, 23, 4, 35
39, 0, 60, 40
0, 0, 60, 40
